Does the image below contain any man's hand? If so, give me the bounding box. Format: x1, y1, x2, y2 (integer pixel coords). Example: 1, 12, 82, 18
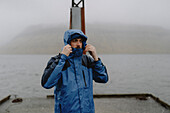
61, 44, 72, 56
85, 44, 99, 61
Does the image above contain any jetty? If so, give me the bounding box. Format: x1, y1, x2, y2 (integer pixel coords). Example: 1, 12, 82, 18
0, 94, 170, 113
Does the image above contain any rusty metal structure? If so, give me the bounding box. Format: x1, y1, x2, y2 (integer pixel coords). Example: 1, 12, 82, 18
69, 0, 86, 34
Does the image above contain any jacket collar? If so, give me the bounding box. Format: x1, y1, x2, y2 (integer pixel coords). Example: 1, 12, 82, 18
68, 48, 83, 59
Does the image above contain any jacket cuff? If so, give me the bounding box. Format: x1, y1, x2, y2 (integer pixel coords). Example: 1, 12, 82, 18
94, 58, 102, 65
60, 54, 68, 61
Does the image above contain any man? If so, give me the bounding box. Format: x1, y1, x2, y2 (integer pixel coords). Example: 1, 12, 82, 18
41, 29, 108, 113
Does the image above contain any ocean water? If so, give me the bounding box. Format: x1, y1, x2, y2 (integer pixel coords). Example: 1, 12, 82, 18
0, 54, 170, 105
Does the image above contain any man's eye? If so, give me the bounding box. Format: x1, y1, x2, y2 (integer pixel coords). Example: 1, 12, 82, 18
73, 39, 77, 42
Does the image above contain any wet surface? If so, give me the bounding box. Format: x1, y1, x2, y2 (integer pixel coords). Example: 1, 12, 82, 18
0, 96, 169, 113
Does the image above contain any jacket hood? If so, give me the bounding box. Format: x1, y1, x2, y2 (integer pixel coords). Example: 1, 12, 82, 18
64, 29, 87, 50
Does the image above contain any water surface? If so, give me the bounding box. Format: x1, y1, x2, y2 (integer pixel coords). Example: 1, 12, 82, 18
0, 54, 170, 104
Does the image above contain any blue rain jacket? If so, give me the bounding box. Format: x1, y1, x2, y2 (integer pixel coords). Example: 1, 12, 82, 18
41, 29, 108, 113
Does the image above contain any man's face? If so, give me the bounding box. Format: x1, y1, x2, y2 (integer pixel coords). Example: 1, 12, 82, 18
70, 38, 83, 49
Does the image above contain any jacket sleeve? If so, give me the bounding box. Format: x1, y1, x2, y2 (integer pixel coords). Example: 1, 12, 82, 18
92, 58, 109, 83
41, 54, 68, 89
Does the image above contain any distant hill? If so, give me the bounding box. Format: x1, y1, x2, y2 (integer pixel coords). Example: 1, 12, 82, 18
0, 23, 170, 54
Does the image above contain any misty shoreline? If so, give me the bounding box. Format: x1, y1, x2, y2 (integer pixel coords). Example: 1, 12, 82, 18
0, 23, 170, 54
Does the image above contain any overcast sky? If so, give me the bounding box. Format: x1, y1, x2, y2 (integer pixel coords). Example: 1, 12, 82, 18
0, 0, 170, 45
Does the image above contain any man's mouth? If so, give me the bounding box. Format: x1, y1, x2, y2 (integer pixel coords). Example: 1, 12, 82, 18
76, 46, 80, 49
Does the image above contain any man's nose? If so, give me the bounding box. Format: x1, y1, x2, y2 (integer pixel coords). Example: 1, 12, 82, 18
77, 41, 81, 45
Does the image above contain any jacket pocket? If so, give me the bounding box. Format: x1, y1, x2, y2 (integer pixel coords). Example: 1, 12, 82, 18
82, 70, 87, 87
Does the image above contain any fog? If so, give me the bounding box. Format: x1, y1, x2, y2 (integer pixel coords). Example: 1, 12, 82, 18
0, 0, 170, 45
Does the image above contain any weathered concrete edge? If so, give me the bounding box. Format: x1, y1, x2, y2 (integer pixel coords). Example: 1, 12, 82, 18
47, 93, 170, 109
93, 93, 170, 109
149, 94, 170, 109
1, 94, 169, 110
0, 95, 11, 105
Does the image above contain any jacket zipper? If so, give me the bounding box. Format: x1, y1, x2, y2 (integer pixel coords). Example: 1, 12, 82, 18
82, 70, 87, 87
